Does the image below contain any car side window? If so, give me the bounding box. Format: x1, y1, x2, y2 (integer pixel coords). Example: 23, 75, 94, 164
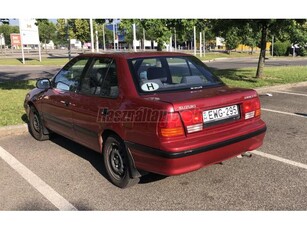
80, 58, 118, 98
53, 58, 89, 91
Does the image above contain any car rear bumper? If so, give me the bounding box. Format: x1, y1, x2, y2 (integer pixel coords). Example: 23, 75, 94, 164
126, 126, 266, 175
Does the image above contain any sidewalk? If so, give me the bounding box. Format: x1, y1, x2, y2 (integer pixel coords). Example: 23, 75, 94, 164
0, 124, 28, 138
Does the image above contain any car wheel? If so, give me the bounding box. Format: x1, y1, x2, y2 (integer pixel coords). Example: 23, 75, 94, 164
29, 106, 49, 141
103, 135, 139, 188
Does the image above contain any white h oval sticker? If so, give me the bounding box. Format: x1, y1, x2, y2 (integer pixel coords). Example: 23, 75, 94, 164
141, 82, 159, 92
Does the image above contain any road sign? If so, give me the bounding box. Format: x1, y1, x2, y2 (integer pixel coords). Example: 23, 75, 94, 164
19, 19, 41, 64
19, 19, 39, 45
10, 33, 21, 47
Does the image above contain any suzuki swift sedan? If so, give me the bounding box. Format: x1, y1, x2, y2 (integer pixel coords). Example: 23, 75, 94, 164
24, 52, 266, 188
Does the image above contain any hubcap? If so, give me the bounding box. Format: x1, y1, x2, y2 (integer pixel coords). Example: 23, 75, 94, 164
109, 143, 125, 178
33, 113, 40, 132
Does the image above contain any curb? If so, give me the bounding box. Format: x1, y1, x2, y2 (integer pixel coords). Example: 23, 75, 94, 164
0, 124, 28, 138
254, 81, 307, 94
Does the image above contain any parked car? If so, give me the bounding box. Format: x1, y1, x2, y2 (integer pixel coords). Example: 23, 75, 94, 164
24, 52, 266, 188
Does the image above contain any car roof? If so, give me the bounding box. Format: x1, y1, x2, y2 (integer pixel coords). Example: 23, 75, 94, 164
77, 51, 192, 59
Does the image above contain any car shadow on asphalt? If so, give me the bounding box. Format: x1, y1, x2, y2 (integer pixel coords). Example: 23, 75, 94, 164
50, 134, 109, 179
139, 173, 168, 184
49, 134, 167, 186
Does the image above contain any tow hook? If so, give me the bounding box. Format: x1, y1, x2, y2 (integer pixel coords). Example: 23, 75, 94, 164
237, 152, 253, 158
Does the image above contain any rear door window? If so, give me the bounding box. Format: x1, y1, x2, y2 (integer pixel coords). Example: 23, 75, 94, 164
79, 58, 119, 98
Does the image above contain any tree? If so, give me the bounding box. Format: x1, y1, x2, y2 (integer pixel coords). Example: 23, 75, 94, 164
253, 19, 306, 77
119, 19, 174, 51
72, 19, 90, 45
166, 19, 196, 46
0, 24, 19, 47
211, 19, 307, 78
165, 19, 210, 49
254, 20, 271, 78
140, 19, 172, 51
240, 22, 260, 54
37, 19, 56, 50
119, 19, 136, 47
56, 19, 91, 48
95, 22, 113, 48
283, 20, 307, 56
224, 27, 241, 53
55, 19, 72, 47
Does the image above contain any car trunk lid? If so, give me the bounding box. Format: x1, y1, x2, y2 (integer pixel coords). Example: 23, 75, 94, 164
144, 85, 261, 136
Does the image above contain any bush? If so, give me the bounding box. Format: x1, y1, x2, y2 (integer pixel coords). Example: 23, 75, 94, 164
297, 47, 307, 56
272, 41, 291, 56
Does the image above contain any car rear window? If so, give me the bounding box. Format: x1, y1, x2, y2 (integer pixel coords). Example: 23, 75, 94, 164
128, 55, 223, 93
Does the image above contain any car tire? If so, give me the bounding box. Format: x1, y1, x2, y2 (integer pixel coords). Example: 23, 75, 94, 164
28, 106, 49, 141
103, 134, 139, 188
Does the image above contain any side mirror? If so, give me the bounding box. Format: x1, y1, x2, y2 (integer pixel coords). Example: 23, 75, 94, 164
36, 78, 51, 89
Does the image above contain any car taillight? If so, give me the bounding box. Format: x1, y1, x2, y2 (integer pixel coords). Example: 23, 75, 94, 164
180, 109, 203, 133
242, 97, 261, 120
158, 112, 185, 137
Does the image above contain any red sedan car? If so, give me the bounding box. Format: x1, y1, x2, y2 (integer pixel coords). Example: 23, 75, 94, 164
24, 52, 266, 188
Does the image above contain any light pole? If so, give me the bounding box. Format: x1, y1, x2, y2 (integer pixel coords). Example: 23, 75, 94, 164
199, 32, 202, 57
65, 19, 71, 60
133, 23, 137, 52
193, 26, 196, 56
102, 23, 106, 51
174, 28, 177, 51
113, 20, 116, 51
203, 30, 206, 57
95, 30, 99, 52
143, 28, 145, 51
272, 35, 274, 57
90, 18, 94, 53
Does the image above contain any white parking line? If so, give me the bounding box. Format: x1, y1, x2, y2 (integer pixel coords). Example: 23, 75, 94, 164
261, 108, 307, 118
272, 91, 307, 97
0, 146, 77, 211
251, 150, 307, 170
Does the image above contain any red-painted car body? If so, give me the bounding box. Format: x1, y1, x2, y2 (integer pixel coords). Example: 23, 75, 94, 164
25, 52, 266, 182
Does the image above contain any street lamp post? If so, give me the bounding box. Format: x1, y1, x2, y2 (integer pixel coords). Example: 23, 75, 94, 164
65, 19, 71, 60
133, 23, 137, 52
95, 30, 99, 52
102, 23, 106, 51
203, 30, 206, 57
174, 28, 177, 51
272, 35, 274, 57
90, 18, 94, 53
199, 32, 202, 57
113, 21, 116, 51
193, 26, 196, 56
143, 28, 145, 51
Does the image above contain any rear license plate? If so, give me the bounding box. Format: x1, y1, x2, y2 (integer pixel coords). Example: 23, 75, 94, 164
203, 105, 239, 124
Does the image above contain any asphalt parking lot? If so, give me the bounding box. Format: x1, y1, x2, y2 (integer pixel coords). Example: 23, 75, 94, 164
0, 84, 306, 211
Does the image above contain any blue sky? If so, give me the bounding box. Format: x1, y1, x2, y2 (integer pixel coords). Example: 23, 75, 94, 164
8, 19, 57, 26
